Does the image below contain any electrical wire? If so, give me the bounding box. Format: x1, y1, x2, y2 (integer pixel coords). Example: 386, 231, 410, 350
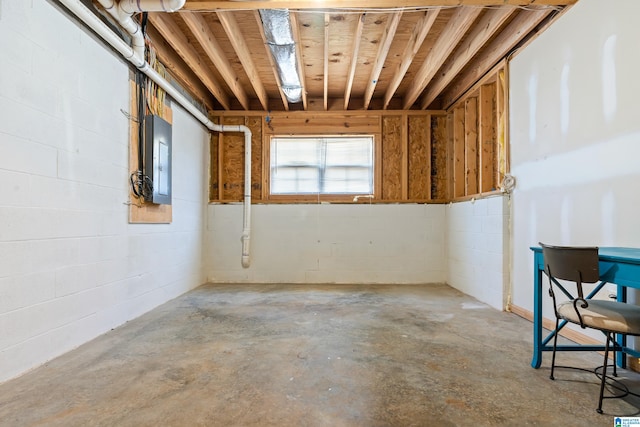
128, 12, 154, 202
129, 70, 154, 201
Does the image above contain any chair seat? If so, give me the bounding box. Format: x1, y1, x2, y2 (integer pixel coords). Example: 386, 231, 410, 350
558, 299, 640, 335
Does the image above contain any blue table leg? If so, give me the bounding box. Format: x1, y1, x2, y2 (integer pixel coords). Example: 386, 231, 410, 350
532, 258, 543, 368
617, 284, 627, 368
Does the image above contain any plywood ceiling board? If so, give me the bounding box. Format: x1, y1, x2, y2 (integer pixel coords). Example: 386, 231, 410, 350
375, 12, 423, 104
327, 12, 358, 98
232, 10, 281, 100
170, 14, 229, 94
394, 8, 454, 98
205, 12, 256, 100
297, 11, 325, 98
353, 12, 389, 97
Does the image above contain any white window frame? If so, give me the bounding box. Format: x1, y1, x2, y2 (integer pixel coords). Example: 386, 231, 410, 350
268, 135, 375, 200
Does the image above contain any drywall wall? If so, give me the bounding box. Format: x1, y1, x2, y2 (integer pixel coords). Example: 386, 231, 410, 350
206, 204, 446, 284
446, 195, 510, 310
0, 2, 210, 382
509, 0, 640, 326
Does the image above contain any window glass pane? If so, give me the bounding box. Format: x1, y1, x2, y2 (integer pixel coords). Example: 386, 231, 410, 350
271, 167, 319, 194
324, 167, 371, 193
270, 136, 373, 195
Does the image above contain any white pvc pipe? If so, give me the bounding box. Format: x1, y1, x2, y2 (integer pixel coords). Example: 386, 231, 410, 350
58, 0, 252, 268
95, 0, 144, 65
119, 0, 186, 13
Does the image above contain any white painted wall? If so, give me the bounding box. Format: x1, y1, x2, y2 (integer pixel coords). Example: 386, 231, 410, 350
206, 204, 446, 284
446, 195, 510, 310
0, 2, 209, 382
509, 0, 640, 324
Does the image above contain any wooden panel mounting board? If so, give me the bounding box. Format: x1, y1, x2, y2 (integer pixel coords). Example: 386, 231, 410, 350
129, 79, 173, 224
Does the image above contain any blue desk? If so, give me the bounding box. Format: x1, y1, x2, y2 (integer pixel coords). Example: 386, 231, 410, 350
531, 246, 640, 369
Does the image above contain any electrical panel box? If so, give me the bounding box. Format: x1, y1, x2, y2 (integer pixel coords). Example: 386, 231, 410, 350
144, 114, 172, 205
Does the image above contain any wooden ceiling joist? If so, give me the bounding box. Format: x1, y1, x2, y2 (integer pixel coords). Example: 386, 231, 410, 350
181, 12, 250, 110
323, 12, 329, 111
146, 2, 570, 113
289, 11, 309, 110
402, 6, 482, 109
363, 11, 402, 110
419, 6, 516, 110
439, 8, 552, 109
344, 12, 366, 110
146, 26, 216, 111
183, 0, 577, 11
382, 10, 439, 110
148, 12, 231, 110
217, 10, 269, 110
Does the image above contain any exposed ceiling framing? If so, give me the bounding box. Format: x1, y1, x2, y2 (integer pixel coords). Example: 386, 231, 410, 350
138, 0, 576, 112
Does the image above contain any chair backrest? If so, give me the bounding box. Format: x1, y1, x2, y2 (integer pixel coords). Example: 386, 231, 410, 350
539, 242, 600, 283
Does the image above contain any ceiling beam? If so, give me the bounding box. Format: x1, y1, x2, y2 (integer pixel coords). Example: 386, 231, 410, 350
363, 11, 402, 110
289, 11, 308, 110
254, 10, 289, 111
323, 12, 329, 111
402, 6, 481, 109
184, 0, 576, 11
217, 11, 269, 111
439, 8, 552, 109
181, 12, 250, 110
382, 9, 439, 110
148, 13, 230, 110
420, 7, 515, 109
146, 26, 216, 111
344, 13, 365, 110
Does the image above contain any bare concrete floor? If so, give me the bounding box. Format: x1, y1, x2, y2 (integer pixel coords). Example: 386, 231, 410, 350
1, 283, 640, 426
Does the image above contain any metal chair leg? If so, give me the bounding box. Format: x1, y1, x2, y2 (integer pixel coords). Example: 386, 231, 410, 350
597, 332, 611, 414
611, 334, 618, 377
550, 317, 560, 380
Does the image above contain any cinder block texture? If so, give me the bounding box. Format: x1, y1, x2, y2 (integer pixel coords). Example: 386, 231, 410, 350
0, 2, 209, 383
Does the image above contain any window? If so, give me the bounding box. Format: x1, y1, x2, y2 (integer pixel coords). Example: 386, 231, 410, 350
270, 136, 374, 195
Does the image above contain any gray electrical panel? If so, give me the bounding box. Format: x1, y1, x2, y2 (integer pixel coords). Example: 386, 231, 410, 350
144, 114, 172, 205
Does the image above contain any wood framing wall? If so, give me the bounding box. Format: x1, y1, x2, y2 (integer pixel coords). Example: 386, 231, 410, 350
209, 63, 507, 204
446, 61, 508, 201
210, 111, 449, 203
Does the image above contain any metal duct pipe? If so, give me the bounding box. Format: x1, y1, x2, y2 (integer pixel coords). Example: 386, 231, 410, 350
58, 0, 253, 268
258, 9, 302, 103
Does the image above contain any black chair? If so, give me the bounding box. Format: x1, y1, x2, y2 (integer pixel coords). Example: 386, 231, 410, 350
540, 242, 640, 413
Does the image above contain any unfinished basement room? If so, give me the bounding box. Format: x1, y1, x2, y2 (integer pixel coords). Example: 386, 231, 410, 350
1, 0, 640, 425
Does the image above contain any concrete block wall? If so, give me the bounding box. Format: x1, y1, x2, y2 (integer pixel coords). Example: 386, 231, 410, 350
0, 2, 209, 382
206, 204, 447, 284
446, 196, 510, 310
